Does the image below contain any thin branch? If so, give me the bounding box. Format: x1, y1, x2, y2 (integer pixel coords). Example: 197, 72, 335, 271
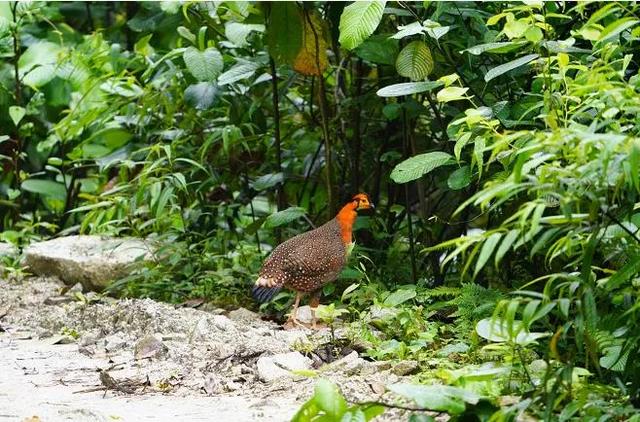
304, 9, 335, 216
269, 55, 286, 212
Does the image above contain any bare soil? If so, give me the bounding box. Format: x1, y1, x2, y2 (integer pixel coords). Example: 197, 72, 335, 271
0, 277, 410, 422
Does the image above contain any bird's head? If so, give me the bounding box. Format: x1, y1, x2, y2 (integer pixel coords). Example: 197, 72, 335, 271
351, 193, 374, 211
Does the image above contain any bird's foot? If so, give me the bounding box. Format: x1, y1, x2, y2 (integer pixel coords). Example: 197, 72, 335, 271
283, 317, 308, 330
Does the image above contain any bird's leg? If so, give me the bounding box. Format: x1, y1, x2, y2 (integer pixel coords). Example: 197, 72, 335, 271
287, 291, 303, 326
310, 290, 321, 329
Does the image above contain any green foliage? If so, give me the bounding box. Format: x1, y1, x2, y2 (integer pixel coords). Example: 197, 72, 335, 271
338, 1, 386, 50
2, 1, 640, 420
293, 379, 384, 422
390, 152, 454, 184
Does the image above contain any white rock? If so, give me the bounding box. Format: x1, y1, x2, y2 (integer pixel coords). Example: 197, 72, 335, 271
327, 351, 365, 375
227, 308, 262, 324
134, 334, 167, 360
391, 360, 418, 376
295, 306, 314, 324
103, 333, 128, 352
24, 235, 152, 291
256, 352, 312, 382
212, 315, 235, 331
0, 242, 17, 258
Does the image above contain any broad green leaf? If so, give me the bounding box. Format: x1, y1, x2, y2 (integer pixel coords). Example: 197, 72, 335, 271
384, 288, 416, 306
354, 35, 399, 65
88, 128, 133, 150
454, 132, 472, 160
463, 41, 527, 55
218, 60, 260, 85
600, 345, 628, 372
184, 82, 219, 110
423, 20, 450, 40
476, 318, 550, 345
474, 232, 503, 278
339, 1, 386, 50
341, 283, 360, 301
396, 41, 433, 81
504, 19, 528, 39
0, 16, 8, 36
263, 207, 307, 228
447, 166, 471, 190
183, 47, 223, 82
251, 172, 283, 191
606, 253, 640, 291
267, 2, 302, 65
541, 39, 591, 53
436, 86, 469, 102
390, 152, 455, 184
224, 22, 264, 47
9, 106, 25, 126
484, 54, 539, 82
313, 379, 348, 417
389, 384, 479, 414
69, 201, 116, 213
177, 26, 196, 44
494, 229, 520, 268
391, 21, 425, 39
524, 26, 543, 42
376, 81, 442, 97
598, 17, 639, 42
21, 179, 66, 201
18, 41, 64, 88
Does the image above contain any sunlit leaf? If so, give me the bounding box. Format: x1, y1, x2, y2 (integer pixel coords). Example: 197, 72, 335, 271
391, 152, 455, 184
396, 41, 433, 81
263, 207, 307, 228
339, 1, 386, 50
484, 54, 539, 82
376, 81, 442, 97
183, 47, 223, 82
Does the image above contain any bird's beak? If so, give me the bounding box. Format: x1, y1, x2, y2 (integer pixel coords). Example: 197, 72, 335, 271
370, 202, 375, 209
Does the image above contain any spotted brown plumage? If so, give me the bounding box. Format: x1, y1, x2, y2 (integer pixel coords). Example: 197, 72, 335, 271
253, 193, 374, 328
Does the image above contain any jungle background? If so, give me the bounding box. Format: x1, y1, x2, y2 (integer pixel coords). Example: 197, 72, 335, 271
1, 1, 640, 420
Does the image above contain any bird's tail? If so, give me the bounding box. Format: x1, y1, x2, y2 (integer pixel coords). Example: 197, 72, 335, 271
252, 277, 281, 303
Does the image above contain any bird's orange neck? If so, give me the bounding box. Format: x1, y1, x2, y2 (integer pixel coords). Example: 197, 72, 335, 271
336, 201, 358, 245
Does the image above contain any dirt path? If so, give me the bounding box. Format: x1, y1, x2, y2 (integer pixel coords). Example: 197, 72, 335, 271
0, 337, 298, 421
0, 277, 407, 422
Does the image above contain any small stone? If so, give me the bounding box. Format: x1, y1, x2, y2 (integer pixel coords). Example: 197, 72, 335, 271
134, 334, 167, 360
212, 315, 235, 331
391, 360, 418, 376
103, 333, 127, 352
190, 317, 210, 341
256, 352, 313, 382
50, 335, 75, 345
224, 380, 240, 391
161, 333, 187, 342
326, 351, 365, 375
361, 360, 392, 376
227, 308, 261, 324
43, 296, 74, 306
369, 381, 386, 395
295, 306, 313, 325
78, 330, 101, 347
203, 374, 224, 395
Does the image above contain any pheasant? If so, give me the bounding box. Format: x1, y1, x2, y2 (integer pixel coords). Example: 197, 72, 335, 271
252, 193, 374, 328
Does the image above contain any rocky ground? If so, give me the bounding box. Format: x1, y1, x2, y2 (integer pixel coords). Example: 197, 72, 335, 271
0, 276, 418, 422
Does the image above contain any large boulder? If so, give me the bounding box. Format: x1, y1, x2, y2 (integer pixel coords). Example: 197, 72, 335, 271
24, 235, 152, 291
